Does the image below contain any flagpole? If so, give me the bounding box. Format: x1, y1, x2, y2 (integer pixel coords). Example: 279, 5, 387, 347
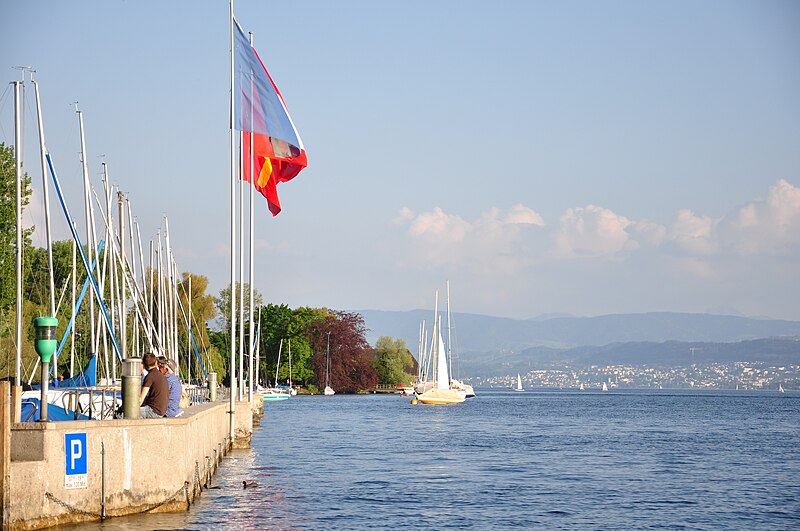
229, 0, 237, 442
248, 31, 255, 403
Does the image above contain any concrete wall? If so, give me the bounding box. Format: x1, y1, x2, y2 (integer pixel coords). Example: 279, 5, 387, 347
2, 393, 255, 530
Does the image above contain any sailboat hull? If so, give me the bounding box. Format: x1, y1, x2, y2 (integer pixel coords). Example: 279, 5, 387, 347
416, 388, 466, 405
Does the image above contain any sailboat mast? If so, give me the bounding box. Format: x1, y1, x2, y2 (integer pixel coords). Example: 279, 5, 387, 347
76, 106, 97, 352
69, 239, 76, 377
118, 190, 127, 363
446, 280, 452, 383
275, 339, 283, 387
32, 78, 56, 317
13, 80, 22, 386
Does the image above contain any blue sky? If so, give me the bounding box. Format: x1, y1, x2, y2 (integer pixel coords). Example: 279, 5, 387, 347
2, 0, 799, 321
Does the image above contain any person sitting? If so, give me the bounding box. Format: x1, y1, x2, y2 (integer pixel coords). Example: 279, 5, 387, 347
140, 352, 168, 418
159, 358, 183, 418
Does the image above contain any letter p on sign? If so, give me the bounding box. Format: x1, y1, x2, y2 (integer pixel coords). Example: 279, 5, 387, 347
65, 433, 88, 475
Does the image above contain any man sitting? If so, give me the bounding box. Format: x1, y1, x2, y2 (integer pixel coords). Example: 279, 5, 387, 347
140, 353, 168, 418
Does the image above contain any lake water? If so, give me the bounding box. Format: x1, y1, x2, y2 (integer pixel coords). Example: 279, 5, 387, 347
74, 389, 799, 530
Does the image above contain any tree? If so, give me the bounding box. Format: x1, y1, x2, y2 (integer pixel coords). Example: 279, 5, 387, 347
372, 336, 417, 385
176, 272, 217, 381
0, 143, 34, 379
215, 282, 263, 332
0, 143, 33, 313
308, 311, 377, 393
257, 304, 325, 386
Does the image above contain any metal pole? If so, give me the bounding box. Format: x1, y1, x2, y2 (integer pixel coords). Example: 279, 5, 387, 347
76, 106, 97, 351
118, 191, 127, 364
247, 31, 255, 403
13, 81, 22, 387
188, 275, 192, 383
229, 0, 238, 441
32, 79, 56, 318
101, 441, 106, 520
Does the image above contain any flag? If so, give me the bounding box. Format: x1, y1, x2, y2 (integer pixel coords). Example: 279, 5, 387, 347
234, 18, 307, 215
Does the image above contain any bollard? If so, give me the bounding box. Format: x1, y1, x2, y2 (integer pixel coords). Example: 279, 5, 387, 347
122, 358, 142, 419
208, 372, 217, 402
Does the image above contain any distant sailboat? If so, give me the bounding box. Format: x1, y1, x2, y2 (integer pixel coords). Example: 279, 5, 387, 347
323, 332, 335, 396
579, 383, 585, 391
514, 373, 524, 392
778, 383, 785, 393
602, 381, 609, 392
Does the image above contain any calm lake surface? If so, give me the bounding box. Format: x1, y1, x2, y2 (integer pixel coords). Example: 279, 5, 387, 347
74, 389, 800, 530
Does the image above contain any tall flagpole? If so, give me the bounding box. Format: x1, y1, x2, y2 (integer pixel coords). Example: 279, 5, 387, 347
248, 31, 255, 403
229, 0, 238, 441
238, 140, 245, 400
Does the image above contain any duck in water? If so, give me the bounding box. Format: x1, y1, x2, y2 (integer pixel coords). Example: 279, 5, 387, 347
243, 480, 258, 488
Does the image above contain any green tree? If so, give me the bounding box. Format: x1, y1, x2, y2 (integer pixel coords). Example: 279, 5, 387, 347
215, 282, 263, 332
0, 143, 34, 379
176, 272, 217, 381
372, 336, 417, 385
257, 304, 325, 387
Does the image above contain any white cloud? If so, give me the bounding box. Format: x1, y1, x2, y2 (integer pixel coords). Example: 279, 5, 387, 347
667, 209, 717, 255
554, 205, 633, 259
720, 179, 800, 255
396, 204, 544, 273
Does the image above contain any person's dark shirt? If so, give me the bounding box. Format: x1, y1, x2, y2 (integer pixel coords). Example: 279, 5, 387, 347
142, 368, 169, 417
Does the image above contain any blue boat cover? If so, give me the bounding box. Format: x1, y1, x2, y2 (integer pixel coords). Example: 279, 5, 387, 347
52, 355, 97, 388
20, 397, 90, 422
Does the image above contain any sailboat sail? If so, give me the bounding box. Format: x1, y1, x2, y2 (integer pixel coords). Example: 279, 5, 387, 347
435, 331, 448, 390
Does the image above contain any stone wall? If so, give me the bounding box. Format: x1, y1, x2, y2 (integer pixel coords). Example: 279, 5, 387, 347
1, 386, 254, 530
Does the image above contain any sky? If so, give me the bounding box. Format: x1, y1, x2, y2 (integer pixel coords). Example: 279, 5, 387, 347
2, 0, 799, 322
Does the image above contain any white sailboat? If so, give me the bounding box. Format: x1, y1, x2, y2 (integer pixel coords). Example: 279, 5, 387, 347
579, 382, 585, 391
323, 331, 335, 395
262, 339, 290, 401
602, 381, 609, 392
514, 373, 524, 392
778, 383, 785, 393
445, 281, 475, 398
416, 328, 466, 405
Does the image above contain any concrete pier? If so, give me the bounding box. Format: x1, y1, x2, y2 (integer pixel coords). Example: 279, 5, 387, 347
0, 381, 254, 530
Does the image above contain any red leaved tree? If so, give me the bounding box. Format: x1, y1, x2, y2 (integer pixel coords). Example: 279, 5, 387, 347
308, 310, 377, 393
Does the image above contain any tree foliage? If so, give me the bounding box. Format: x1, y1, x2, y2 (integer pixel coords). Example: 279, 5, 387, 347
215, 282, 263, 332
308, 311, 377, 393
372, 336, 417, 385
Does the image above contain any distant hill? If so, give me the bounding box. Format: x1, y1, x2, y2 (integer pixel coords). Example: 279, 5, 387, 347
357, 310, 800, 376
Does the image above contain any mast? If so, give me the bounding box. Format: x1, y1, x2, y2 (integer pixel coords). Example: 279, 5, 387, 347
13, 80, 22, 386
76, 105, 97, 351
446, 280, 452, 383
118, 189, 127, 367
157, 231, 164, 354
229, 0, 237, 439
32, 77, 56, 317
274, 339, 283, 387
188, 275, 192, 382
69, 239, 76, 377
325, 332, 331, 389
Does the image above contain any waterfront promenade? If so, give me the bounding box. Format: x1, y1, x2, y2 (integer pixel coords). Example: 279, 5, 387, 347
0, 381, 260, 530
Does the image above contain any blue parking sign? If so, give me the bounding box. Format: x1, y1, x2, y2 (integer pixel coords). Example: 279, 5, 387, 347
65, 433, 88, 488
